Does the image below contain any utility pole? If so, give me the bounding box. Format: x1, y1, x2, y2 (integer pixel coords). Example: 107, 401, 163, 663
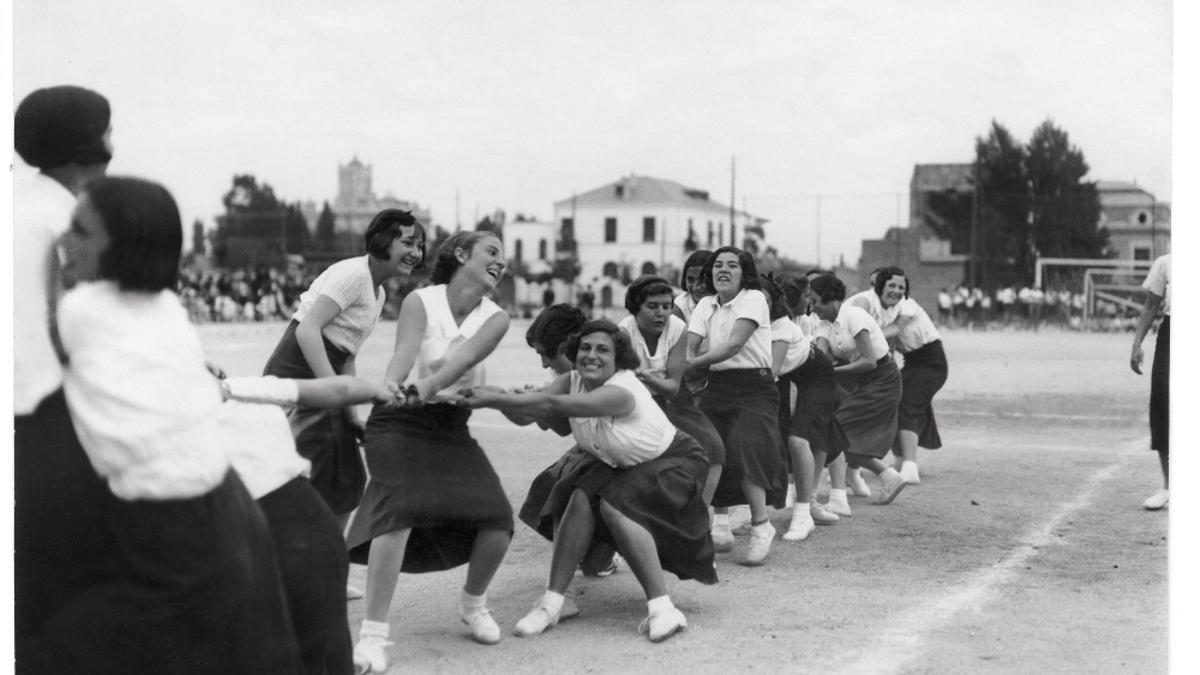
815, 195, 822, 268
729, 155, 736, 247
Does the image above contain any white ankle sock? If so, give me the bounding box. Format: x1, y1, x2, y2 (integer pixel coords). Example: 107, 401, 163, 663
540, 590, 565, 615
461, 589, 487, 614
830, 488, 847, 500
713, 513, 730, 527
647, 595, 675, 616
360, 619, 390, 639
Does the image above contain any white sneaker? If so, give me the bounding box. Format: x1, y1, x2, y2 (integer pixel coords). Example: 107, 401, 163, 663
827, 490, 852, 517
462, 608, 501, 645
637, 607, 688, 642
874, 473, 907, 505
900, 461, 920, 485
782, 507, 815, 542
1143, 488, 1169, 511
741, 520, 776, 566
711, 520, 734, 552
514, 604, 560, 637
353, 635, 393, 674
847, 470, 872, 497
809, 502, 840, 525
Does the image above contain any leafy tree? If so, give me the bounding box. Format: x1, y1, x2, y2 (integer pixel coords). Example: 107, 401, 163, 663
214, 174, 302, 267
1026, 120, 1107, 267
316, 201, 337, 241
973, 120, 1030, 290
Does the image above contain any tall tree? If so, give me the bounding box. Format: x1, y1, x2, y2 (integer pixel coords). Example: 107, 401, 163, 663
214, 174, 293, 267
315, 201, 337, 242
973, 120, 1030, 290
1026, 120, 1107, 267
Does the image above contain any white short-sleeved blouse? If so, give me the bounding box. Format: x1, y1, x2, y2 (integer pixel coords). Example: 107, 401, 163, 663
688, 288, 772, 371
1143, 254, 1170, 316
293, 255, 385, 354
568, 369, 675, 468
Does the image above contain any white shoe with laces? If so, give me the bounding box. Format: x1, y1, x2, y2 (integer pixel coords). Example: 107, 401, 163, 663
514, 603, 560, 637
782, 507, 815, 542
810, 502, 840, 525
741, 520, 776, 566
462, 607, 501, 644
847, 470, 872, 498
827, 490, 852, 517
637, 607, 688, 642
353, 635, 393, 674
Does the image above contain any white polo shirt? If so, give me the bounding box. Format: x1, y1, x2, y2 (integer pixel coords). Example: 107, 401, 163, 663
771, 317, 812, 374
828, 303, 891, 364
892, 298, 941, 353
688, 288, 772, 371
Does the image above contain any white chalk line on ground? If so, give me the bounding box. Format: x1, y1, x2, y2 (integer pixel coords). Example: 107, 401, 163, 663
946, 409, 1137, 422
836, 441, 1142, 675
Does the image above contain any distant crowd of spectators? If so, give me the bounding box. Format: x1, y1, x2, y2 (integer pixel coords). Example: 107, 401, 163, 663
178, 266, 316, 323
935, 285, 1140, 332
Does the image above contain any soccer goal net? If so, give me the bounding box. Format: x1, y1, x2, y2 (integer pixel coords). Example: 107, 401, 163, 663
1035, 257, 1152, 328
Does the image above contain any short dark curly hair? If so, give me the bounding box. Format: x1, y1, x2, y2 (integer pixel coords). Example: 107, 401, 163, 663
873, 266, 909, 297
623, 275, 675, 315
526, 304, 586, 353
564, 319, 642, 371
701, 246, 763, 295
364, 209, 427, 267
809, 273, 846, 304
430, 230, 502, 285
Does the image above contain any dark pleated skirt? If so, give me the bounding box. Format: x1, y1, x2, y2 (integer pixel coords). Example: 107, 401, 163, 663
535, 432, 717, 584
898, 340, 948, 449
15, 388, 122, 672
519, 445, 595, 535
33, 471, 302, 674
780, 347, 850, 461
346, 404, 514, 571
699, 369, 787, 509
263, 321, 365, 515
1150, 316, 1170, 453
659, 389, 725, 466
258, 477, 353, 675
834, 356, 902, 459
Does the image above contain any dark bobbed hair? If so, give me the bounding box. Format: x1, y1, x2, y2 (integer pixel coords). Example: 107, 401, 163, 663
430, 230, 502, 285
701, 246, 763, 295
761, 274, 790, 322
679, 249, 714, 287
873, 266, 909, 297
84, 176, 181, 292
526, 304, 586, 353
624, 275, 675, 315
365, 209, 427, 267
564, 319, 642, 372
809, 273, 847, 304
804, 267, 832, 279
15, 85, 112, 169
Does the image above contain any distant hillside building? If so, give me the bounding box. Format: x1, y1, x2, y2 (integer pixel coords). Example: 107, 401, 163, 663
333, 157, 432, 233
551, 174, 766, 288
1096, 181, 1170, 260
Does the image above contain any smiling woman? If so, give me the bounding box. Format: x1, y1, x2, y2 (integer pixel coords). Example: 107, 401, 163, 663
263, 208, 428, 524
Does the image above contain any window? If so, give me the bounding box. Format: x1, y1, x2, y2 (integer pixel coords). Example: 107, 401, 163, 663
1133, 246, 1152, 261
513, 239, 523, 264
643, 216, 656, 243
641, 261, 658, 275
718, 222, 724, 246
707, 220, 713, 247
538, 238, 547, 260
730, 224, 737, 247
603, 261, 619, 278
604, 217, 617, 243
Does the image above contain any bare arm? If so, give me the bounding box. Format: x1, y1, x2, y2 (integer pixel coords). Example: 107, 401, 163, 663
771, 339, 788, 377
294, 295, 343, 379
384, 292, 427, 387
467, 377, 635, 420
1130, 291, 1164, 374
688, 318, 758, 370
295, 375, 395, 408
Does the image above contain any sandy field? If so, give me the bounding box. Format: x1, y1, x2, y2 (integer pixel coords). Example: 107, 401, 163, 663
200, 321, 1171, 674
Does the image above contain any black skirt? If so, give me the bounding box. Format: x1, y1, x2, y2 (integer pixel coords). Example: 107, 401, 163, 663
346, 403, 514, 571
1150, 316, 1170, 453
834, 356, 902, 459
534, 432, 717, 584
32, 471, 302, 674
263, 320, 366, 515
780, 347, 850, 461
898, 340, 948, 449
700, 369, 787, 509
258, 476, 354, 675
659, 389, 725, 466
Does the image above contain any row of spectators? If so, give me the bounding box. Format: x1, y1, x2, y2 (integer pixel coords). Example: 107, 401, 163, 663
935, 285, 1139, 331
178, 266, 317, 323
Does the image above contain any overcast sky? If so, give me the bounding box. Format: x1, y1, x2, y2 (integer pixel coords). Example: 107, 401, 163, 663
11, 0, 1176, 266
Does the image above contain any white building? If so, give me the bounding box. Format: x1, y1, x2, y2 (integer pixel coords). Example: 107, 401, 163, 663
552, 175, 766, 295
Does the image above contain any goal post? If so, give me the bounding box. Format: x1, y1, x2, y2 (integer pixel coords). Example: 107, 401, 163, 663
1035, 257, 1153, 328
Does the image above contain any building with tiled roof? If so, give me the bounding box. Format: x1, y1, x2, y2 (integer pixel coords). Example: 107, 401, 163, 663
551, 175, 766, 300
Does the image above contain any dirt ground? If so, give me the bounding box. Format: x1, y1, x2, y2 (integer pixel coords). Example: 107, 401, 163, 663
201, 321, 1172, 674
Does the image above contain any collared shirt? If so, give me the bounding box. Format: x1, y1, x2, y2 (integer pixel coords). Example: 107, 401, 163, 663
771, 317, 812, 374
292, 255, 385, 355
13, 163, 74, 414
893, 298, 941, 352
828, 303, 891, 363
688, 288, 772, 371
1143, 254, 1170, 316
